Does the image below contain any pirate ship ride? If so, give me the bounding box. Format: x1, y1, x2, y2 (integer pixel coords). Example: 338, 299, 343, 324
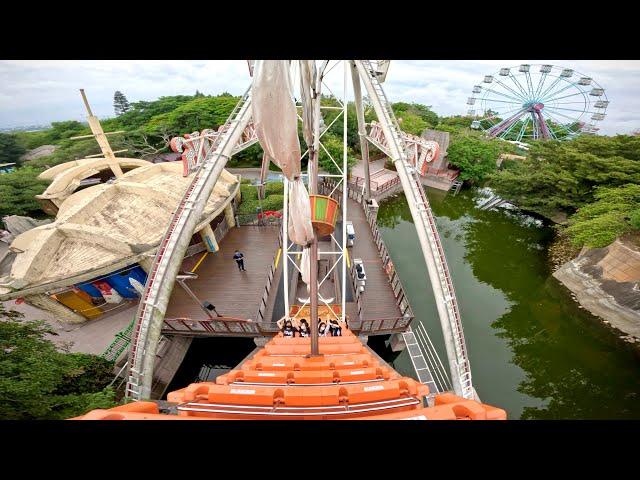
73, 60, 506, 420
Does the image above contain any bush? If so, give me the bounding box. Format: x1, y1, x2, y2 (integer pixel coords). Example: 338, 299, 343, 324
262, 194, 284, 211
240, 184, 258, 201
238, 199, 260, 215
0, 166, 50, 216
0, 307, 117, 420
566, 183, 640, 248
264, 181, 284, 195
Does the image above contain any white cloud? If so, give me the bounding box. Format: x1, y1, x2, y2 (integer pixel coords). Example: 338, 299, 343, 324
0, 60, 638, 136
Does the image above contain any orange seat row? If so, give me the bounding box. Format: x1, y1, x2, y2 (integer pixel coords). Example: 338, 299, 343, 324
356, 395, 507, 420
242, 353, 379, 372
264, 342, 366, 356
71, 393, 507, 420
216, 366, 400, 385
168, 378, 428, 407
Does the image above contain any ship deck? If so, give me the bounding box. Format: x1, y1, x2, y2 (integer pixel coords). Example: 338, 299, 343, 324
165, 226, 280, 322
345, 198, 403, 322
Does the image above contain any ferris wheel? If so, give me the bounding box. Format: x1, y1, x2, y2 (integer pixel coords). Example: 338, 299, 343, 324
467, 64, 609, 142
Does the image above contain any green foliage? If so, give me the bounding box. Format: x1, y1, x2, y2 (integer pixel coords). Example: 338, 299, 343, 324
109, 95, 195, 129
262, 194, 284, 211
318, 133, 357, 174
566, 184, 640, 248
238, 199, 260, 215
488, 135, 640, 219
113, 91, 131, 116
392, 102, 438, 131
143, 95, 238, 136
240, 184, 258, 201
436, 115, 474, 132
0, 305, 116, 420
0, 133, 26, 166
230, 143, 263, 168
0, 166, 50, 216
264, 181, 284, 195
446, 135, 504, 183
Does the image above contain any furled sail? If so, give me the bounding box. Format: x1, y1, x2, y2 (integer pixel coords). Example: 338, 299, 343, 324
252, 60, 314, 247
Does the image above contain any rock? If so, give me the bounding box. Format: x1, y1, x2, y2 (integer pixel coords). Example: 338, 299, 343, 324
20, 145, 58, 162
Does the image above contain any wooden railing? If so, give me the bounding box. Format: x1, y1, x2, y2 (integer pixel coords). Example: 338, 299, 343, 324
162, 317, 280, 337
350, 174, 401, 195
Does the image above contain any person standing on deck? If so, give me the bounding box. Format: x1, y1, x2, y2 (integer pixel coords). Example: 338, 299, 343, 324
233, 250, 246, 271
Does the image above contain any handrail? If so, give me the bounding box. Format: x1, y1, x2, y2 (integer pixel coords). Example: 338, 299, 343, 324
162, 317, 280, 336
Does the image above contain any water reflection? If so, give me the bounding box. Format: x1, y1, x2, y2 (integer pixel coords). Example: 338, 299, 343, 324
377, 189, 640, 419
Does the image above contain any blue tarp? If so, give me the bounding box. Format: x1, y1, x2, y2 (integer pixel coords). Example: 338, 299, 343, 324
105, 266, 148, 299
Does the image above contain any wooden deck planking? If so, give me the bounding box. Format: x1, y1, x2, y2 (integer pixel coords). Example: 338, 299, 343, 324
165, 226, 279, 322
347, 198, 402, 321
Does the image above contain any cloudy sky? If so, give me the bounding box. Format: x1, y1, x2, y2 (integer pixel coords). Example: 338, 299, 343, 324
1, 60, 638, 135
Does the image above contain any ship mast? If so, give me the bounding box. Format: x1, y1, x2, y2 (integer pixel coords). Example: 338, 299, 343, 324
306, 61, 323, 357
71, 89, 127, 177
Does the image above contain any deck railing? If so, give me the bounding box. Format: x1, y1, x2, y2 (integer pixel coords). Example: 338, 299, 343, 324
349, 174, 401, 196
162, 317, 280, 337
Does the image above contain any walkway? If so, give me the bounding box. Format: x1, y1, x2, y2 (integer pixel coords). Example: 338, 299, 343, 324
347, 198, 403, 321
165, 225, 279, 322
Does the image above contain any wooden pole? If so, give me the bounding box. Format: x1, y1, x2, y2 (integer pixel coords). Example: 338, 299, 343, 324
78, 89, 123, 177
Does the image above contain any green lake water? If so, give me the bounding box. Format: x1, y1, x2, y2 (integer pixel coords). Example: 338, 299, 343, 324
377, 187, 640, 419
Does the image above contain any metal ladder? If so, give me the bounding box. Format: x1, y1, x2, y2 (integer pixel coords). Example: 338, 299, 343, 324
126, 89, 253, 400
402, 327, 439, 394
357, 60, 474, 399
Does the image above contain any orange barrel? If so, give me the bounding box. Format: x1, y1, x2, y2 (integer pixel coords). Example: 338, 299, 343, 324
309, 195, 339, 236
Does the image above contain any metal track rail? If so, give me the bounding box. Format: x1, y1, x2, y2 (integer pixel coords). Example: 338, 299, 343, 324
126, 88, 254, 400
355, 60, 473, 399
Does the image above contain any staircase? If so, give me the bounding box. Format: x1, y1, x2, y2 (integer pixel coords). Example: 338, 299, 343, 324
356, 60, 474, 400
101, 319, 134, 362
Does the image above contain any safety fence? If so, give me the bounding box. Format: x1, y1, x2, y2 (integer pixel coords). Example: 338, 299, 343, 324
162, 317, 281, 337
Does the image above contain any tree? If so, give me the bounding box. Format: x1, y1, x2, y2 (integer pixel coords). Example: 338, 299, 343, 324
0, 305, 116, 419
113, 91, 131, 116
446, 135, 503, 183
565, 184, 640, 248
488, 135, 640, 219
0, 166, 50, 216
0, 133, 26, 166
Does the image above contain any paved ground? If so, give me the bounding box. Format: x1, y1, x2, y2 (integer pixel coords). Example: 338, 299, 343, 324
1, 297, 136, 355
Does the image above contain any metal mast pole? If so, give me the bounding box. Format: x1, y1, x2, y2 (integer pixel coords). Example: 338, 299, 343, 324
307, 61, 322, 357
350, 62, 371, 201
